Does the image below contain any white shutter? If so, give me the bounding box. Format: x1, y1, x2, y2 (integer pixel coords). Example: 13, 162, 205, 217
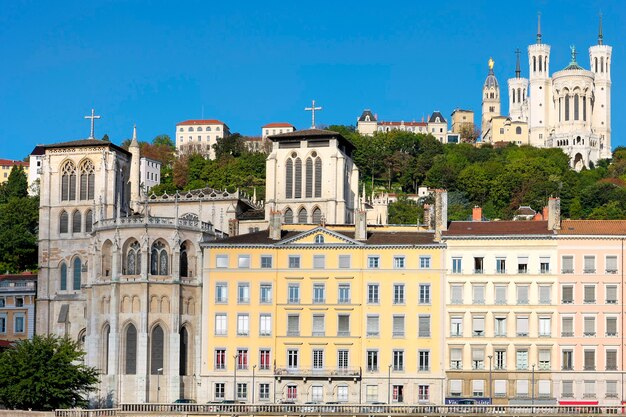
606, 256, 618, 272
450, 380, 462, 394
562, 317, 573, 333
367, 315, 379, 336
472, 348, 485, 361
606, 285, 618, 303
516, 317, 529, 335
539, 286, 551, 303
584, 317, 595, 334
494, 380, 507, 395
451, 285, 463, 303
516, 380, 529, 395
562, 256, 574, 272
495, 286, 507, 304
450, 348, 462, 361
584, 256, 595, 272
538, 380, 551, 395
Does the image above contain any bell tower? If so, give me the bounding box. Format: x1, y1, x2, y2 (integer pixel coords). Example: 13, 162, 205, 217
528, 13, 552, 147
508, 49, 529, 122
589, 13, 612, 159
481, 58, 501, 142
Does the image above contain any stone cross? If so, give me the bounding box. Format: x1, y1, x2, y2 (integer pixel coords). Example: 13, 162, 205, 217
84, 108, 101, 139
305, 100, 322, 129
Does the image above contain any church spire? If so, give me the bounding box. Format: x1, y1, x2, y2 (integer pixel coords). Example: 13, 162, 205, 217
536, 12, 542, 44
598, 12, 603, 45
515, 48, 521, 78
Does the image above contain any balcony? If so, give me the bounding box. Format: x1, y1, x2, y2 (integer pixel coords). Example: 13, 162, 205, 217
583, 269, 596, 274
583, 332, 596, 337
562, 269, 574, 274
274, 367, 361, 379
561, 332, 574, 337
606, 269, 618, 274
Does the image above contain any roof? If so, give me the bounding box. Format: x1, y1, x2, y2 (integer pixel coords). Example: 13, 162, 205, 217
378, 121, 426, 127
0, 272, 37, 281
237, 209, 265, 221
30, 145, 46, 156
484, 70, 499, 89
428, 111, 447, 123
207, 228, 438, 246
444, 221, 552, 237
559, 220, 626, 235
267, 128, 356, 154
262, 122, 295, 128
0, 159, 28, 167
563, 62, 584, 71
514, 206, 537, 216
43, 139, 131, 156
358, 110, 377, 122
177, 119, 226, 126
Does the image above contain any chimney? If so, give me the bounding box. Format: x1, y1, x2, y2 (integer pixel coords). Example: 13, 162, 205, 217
548, 197, 561, 230
355, 210, 368, 241
269, 210, 282, 240
434, 189, 448, 240
472, 206, 482, 222
542, 206, 549, 221
228, 219, 239, 237
423, 204, 432, 227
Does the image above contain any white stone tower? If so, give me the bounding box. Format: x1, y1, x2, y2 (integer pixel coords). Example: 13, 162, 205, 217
589, 14, 612, 159
481, 58, 501, 141
129, 125, 141, 212
528, 14, 552, 147
508, 49, 529, 122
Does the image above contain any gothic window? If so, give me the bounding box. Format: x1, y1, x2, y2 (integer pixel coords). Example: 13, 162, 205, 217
517, 88, 521, 103
533, 56, 536, 72
512, 89, 516, 103
298, 208, 307, 223
294, 158, 302, 198
285, 159, 293, 198
574, 94, 580, 120
73, 257, 82, 290
60, 262, 67, 290
72, 210, 82, 233
314, 157, 322, 198
102, 324, 110, 374
61, 161, 77, 201
284, 208, 293, 224
583, 97, 587, 121
539, 55, 543, 72
559, 98, 562, 122
312, 207, 322, 224
180, 327, 189, 376
151, 241, 168, 275
305, 158, 313, 198
150, 325, 164, 374
601, 57, 604, 73
180, 242, 189, 278
489, 93, 494, 99
125, 324, 137, 374
60, 211, 69, 234
595, 57, 598, 72
127, 241, 141, 275
79, 159, 95, 200
85, 210, 93, 233
565, 95, 570, 121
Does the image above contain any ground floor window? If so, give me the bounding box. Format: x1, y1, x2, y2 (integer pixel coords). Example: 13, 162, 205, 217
366, 385, 378, 403
215, 383, 225, 400
418, 385, 429, 401
311, 385, 323, 402
237, 383, 247, 400
337, 385, 348, 402
393, 385, 404, 402
287, 385, 297, 400
259, 383, 270, 400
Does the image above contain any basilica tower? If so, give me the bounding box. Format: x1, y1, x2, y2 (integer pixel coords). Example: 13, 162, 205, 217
528, 14, 552, 147
508, 49, 529, 122
481, 58, 501, 142
589, 15, 612, 159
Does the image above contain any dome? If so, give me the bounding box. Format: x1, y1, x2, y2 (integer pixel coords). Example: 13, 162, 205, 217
484, 71, 499, 89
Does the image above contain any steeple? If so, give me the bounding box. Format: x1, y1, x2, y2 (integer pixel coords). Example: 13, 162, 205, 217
536, 12, 542, 44
598, 12, 603, 45
130, 124, 139, 146
515, 48, 521, 78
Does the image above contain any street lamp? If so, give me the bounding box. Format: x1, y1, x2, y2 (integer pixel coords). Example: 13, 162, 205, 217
233, 354, 240, 401
157, 368, 163, 403
531, 364, 536, 411
252, 365, 257, 403
388, 364, 392, 404
488, 355, 493, 404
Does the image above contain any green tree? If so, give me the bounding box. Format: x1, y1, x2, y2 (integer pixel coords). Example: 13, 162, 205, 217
213, 133, 246, 159
0, 165, 28, 203
152, 134, 175, 149
388, 198, 423, 224
0, 335, 99, 410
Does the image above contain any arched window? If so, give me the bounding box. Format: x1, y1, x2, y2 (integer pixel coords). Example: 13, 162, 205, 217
188, 127, 194, 132
285, 159, 293, 199
197, 127, 203, 131
533, 56, 536, 72
312, 207, 322, 224
512, 89, 516, 103
601, 57, 604, 73
72, 210, 82, 233
85, 210, 93, 233
516, 127, 522, 135
294, 158, 302, 198
574, 94, 579, 120
125, 324, 137, 374
539, 55, 543, 72
61, 161, 77, 201
102, 324, 110, 374
517, 88, 521, 103
315, 234, 324, 244
595, 57, 598, 72
60, 262, 67, 290
127, 241, 141, 275
583, 97, 587, 121
284, 208, 293, 224
298, 208, 307, 223
79, 160, 95, 200
151, 325, 164, 374
151, 241, 168, 275
314, 157, 322, 198
60, 211, 69, 234
73, 257, 82, 290
180, 242, 188, 278
564, 95, 570, 121
180, 327, 189, 376
305, 158, 313, 198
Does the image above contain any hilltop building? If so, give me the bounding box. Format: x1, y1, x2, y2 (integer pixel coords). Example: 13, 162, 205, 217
175, 119, 230, 159
356, 110, 460, 144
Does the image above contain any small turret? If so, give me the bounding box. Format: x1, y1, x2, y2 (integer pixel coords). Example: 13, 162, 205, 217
129, 125, 141, 211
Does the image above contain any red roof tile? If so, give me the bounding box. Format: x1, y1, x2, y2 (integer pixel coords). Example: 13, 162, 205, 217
263, 122, 295, 128
559, 220, 626, 235
177, 119, 226, 126
444, 221, 551, 237
0, 159, 29, 167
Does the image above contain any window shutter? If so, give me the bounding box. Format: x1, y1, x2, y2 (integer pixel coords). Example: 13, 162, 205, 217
338, 315, 349, 333
606, 256, 618, 272
450, 380, 462, 393
313, 315, 324, 334
450, 348, 462, 361
451, 286, 463, 303
418, 316, 430, 337
538, 380, 551, 395
562, 286, 573, 302
584, 256, 595, 272
562, 317, 573, 333
367, 316, 379, 335
607, 286, 618, 302
472, 380, 484, 391
539, 286, 551, 303
516, 380, 529, 394
584, 350, 595, 369
584, 286, 595, 302
539, 350, 551, 362
472, 349, 484, 361
393, 316, 404, 335
473, 285, 484, 302
494, 380, 507, 395
495, 286, 507, 303
516, 317, 529, 334
562, 256, 574, 272
606, 351, 617, 369
607, 317, 617, 334
584, 317, 595, 334
517, 286, 529, 303
288, 315, 299, 333
473, 317, 485, 332
339, 255, 350, 269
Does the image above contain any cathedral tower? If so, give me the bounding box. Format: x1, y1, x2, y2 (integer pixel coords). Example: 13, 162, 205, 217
481, 58, 501, 142
589, 14, 612, 159
528, 14, 552, 147
508, 49, 529, 121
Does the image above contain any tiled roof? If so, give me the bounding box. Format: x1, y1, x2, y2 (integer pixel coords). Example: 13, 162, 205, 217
177, 119, 225, 126
30, 145, 45, 156
0, 159, 28, 167
262, 122, 294, 128
515, 206, 537, 216
358, 110, 377, 122
267, 129, 356, 153
43, 139, 130, 156
444, 221, 551, 237
559, 220, 626, 235
0, 272, 37, 281
237, 209, 265, 221
429, 111, 447, 123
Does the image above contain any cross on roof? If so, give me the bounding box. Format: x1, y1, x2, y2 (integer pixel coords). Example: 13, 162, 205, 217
304, 100, 322, 129
84, 108, 101, 139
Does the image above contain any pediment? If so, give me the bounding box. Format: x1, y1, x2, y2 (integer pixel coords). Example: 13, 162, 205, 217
278, 226, 363, 246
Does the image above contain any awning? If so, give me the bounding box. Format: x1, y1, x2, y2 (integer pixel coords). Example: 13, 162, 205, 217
558, 400, 599, 406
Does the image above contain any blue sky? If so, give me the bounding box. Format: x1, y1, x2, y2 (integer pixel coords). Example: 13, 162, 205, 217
1, 0, 624, 160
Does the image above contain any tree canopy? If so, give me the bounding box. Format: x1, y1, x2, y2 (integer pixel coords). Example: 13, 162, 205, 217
0, 335, 99, 410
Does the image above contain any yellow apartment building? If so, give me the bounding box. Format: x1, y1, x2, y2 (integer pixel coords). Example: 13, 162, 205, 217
201, 220, 446, 404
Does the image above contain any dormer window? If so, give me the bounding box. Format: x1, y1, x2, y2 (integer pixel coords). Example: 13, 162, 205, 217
188, 127, 194, 132
436, 117, 440, 123
315, 234, 325, 244
365, 115, 370, 121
